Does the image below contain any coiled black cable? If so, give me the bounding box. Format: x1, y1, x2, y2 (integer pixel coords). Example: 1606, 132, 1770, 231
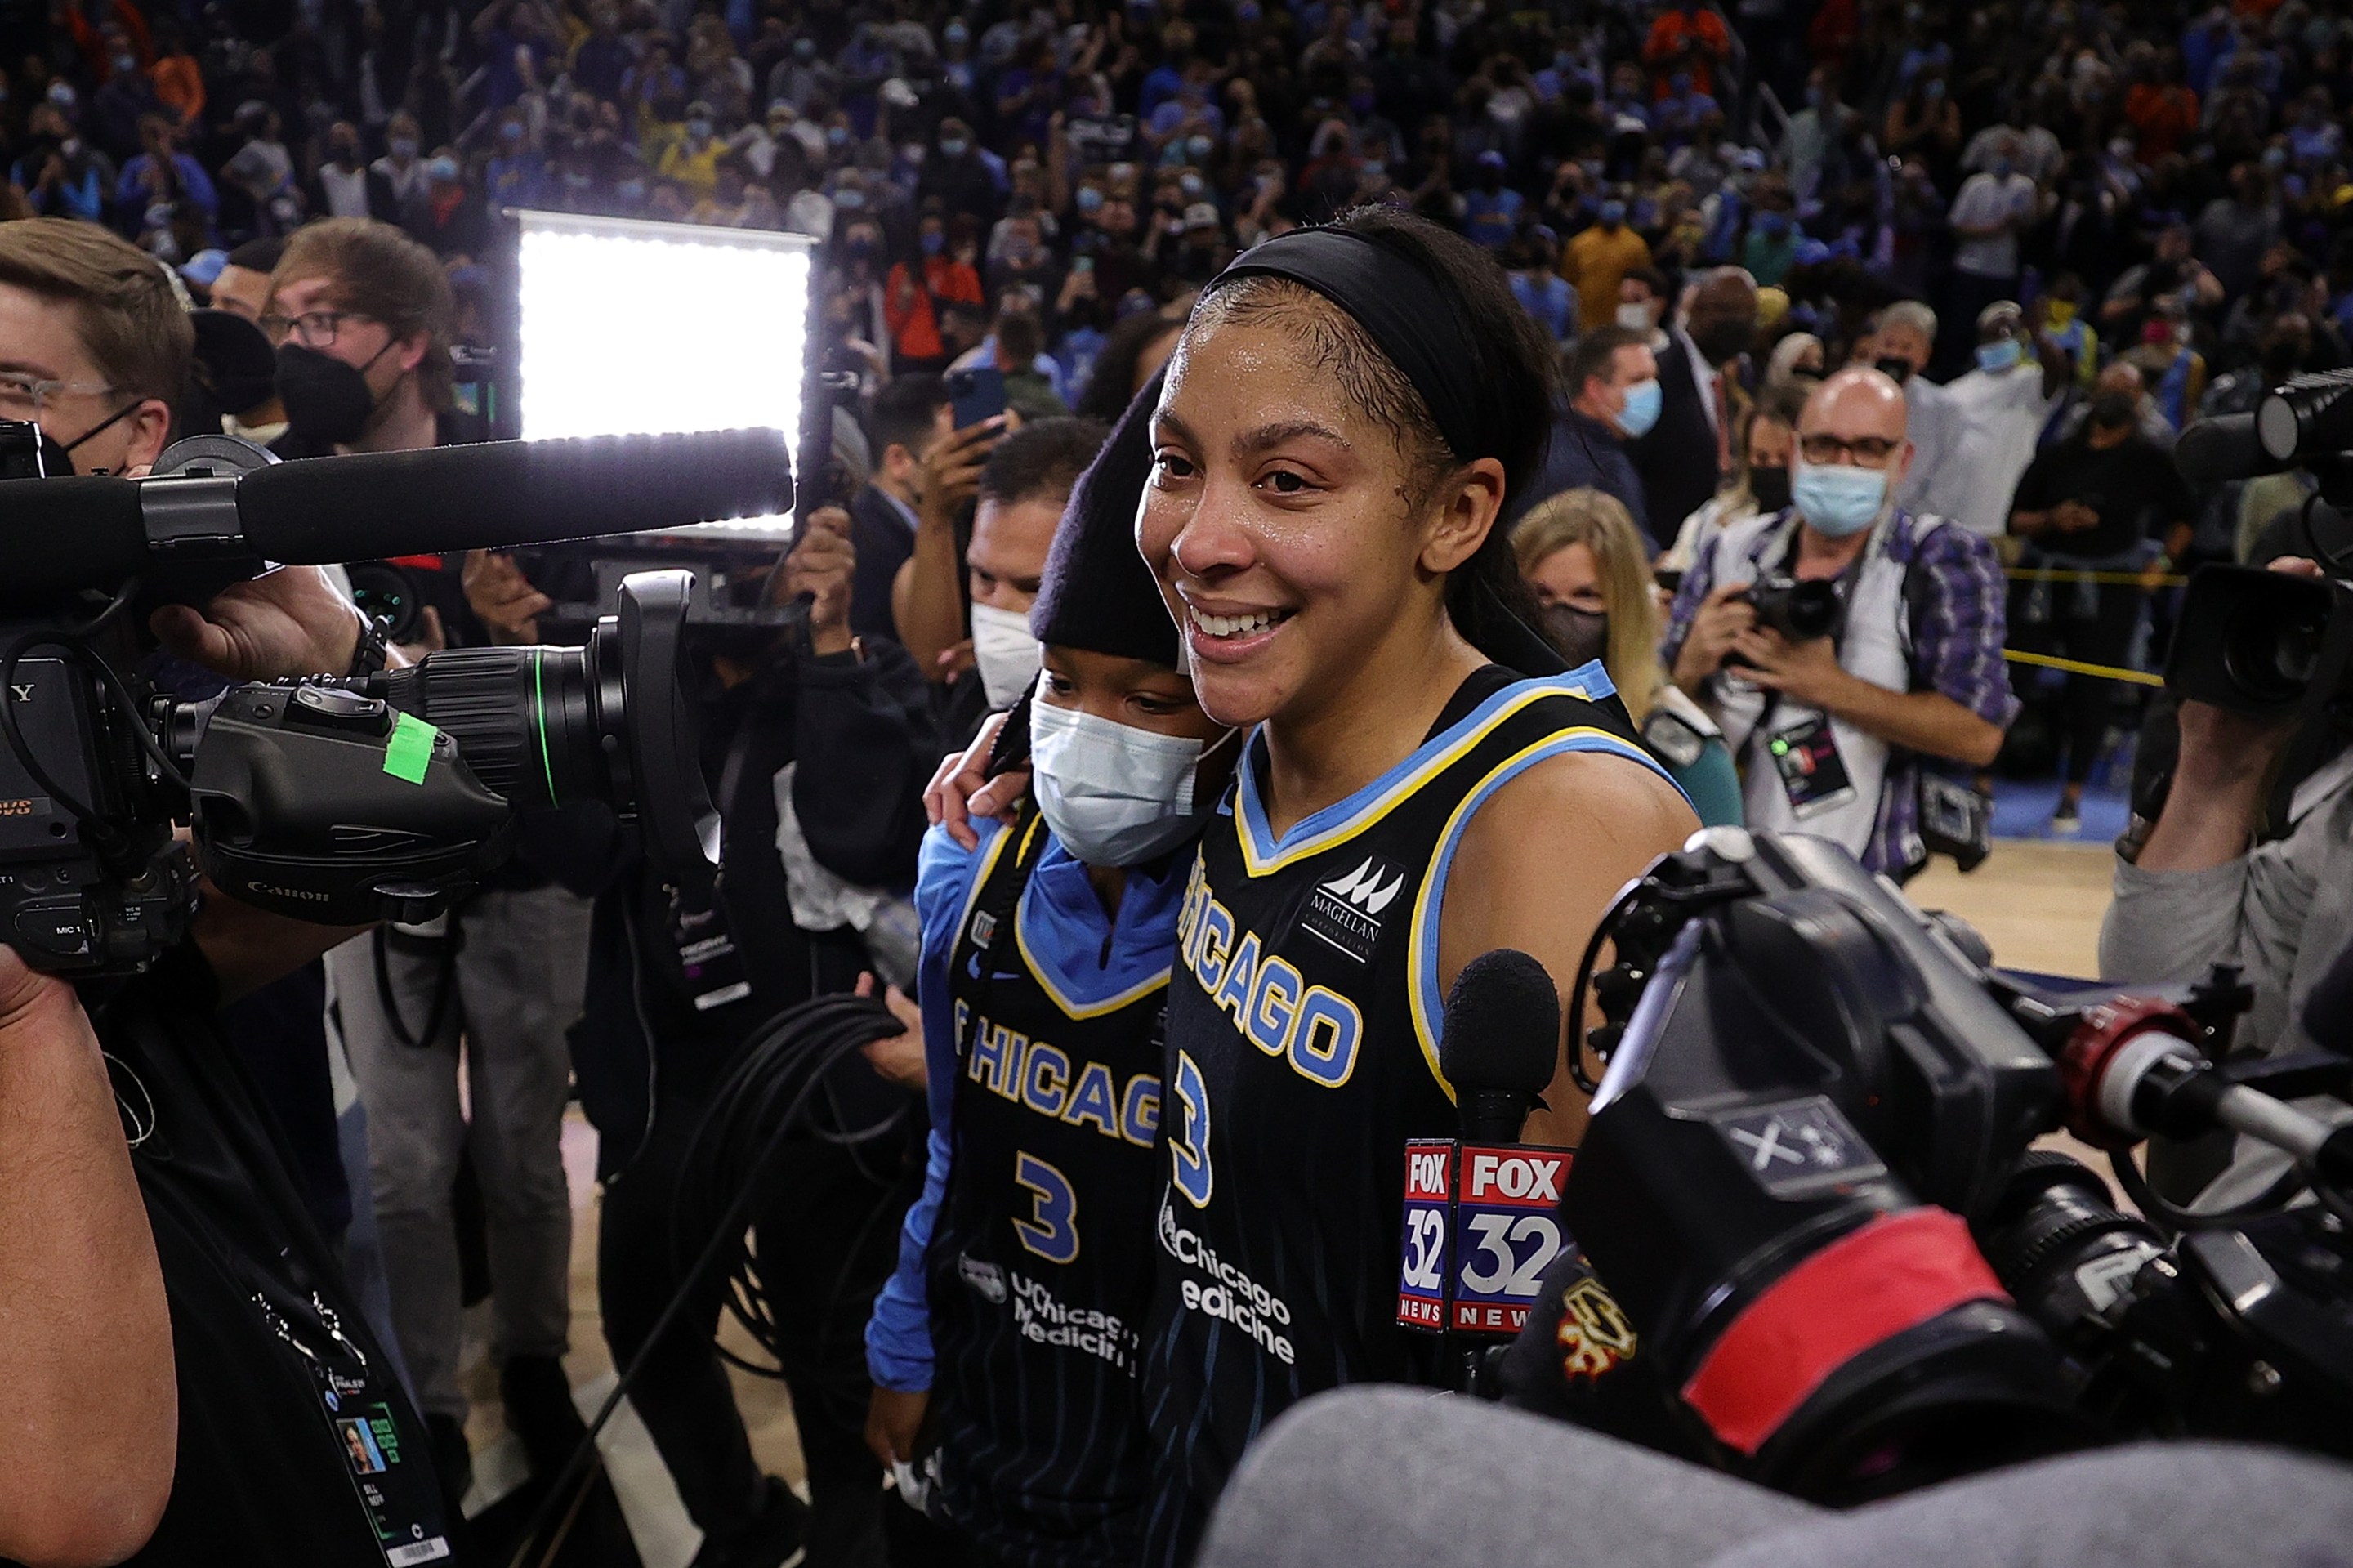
505, 992, 909, 1568
670, 994, 913, 1377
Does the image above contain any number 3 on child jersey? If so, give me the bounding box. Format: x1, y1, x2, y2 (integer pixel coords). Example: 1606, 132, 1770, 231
1013, 1151, 1080, 1263
1169, 1051, 1213, 1208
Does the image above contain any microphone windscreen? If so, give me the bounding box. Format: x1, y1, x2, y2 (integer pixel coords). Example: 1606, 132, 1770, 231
1198, 1386, 1811, 1568
0, 476, 153, 598
1440, 948, 1562, 1097
235, 429, 796, 562
2174, 413, 2281, 485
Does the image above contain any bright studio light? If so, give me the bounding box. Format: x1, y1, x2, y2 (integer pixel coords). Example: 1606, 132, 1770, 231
516, 211, 812, 449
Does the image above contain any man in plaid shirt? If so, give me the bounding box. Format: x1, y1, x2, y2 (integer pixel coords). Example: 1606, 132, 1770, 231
1662, 368, 2018, 878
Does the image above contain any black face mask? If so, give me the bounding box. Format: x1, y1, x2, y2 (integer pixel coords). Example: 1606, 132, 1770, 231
1, 420, 80, 479
1748, 463, 1792, 512
1690, 317, 1757, 364
1538, 602, 1610, 670
275, 341, 383, 446
1873, 355, 1915, 386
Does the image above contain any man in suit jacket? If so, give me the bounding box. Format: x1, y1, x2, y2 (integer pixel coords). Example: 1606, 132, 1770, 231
851, 373, 953, 641
1627, 267, 1759, 547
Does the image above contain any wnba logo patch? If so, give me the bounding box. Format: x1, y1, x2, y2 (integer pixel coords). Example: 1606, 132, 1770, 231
1300, 855, 1404, 964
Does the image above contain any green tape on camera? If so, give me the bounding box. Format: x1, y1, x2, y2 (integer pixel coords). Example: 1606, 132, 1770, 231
383, 711, 440, 785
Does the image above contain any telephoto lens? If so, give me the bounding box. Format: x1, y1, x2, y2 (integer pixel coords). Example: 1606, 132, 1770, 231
178, 570, 716, 927
373, 642, 618, 813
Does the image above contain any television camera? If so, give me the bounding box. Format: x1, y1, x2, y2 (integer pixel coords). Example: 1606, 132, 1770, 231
0, 423, 795, 975
1559, 828, 2353, 1503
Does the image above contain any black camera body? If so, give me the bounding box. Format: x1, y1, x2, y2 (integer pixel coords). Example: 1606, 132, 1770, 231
1565, 829, 2353, 1501
1724, 573, 1843, 671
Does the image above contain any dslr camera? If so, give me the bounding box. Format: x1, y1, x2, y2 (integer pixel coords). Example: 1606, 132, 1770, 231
0, 423, 792, 974
1726, 573, 1842, 669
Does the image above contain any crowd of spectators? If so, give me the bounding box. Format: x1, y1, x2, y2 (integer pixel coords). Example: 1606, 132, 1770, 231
8, 0, 2349, 436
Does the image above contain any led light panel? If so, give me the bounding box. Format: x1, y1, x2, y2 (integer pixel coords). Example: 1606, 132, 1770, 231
516, 211, 813, 458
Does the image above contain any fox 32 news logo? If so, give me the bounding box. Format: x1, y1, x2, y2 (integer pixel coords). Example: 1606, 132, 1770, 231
1397, 1143, 1572, 1335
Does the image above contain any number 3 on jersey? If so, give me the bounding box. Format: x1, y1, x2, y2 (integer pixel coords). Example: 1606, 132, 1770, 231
1169, 1051, 1213, 1207
1012, 1152, 1079, 1263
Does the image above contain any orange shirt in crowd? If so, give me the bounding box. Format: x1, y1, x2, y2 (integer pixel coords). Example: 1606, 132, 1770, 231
152, 52, 205, 128
1642, 7, 1730, 97
1563, 221, 1654, 334
2124, 83, 2199, 162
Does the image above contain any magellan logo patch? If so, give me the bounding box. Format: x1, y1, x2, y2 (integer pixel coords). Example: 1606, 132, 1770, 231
1300, 855, 1404, 963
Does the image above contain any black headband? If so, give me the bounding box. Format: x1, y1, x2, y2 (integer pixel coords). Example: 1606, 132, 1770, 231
1209, 226, 1488, 465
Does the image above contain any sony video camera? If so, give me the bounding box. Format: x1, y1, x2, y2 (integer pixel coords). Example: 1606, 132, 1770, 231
0, 423, 793, 975
1560, 829, 2353, 1503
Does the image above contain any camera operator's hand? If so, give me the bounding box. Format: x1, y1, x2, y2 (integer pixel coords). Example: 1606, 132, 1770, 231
149, 565, 366, 681
855, 972, 926, 1089
866, 1385, 929, 1468
462, 549, 553, 646
1671, 583, 1757, 698
778, 504, 856, 658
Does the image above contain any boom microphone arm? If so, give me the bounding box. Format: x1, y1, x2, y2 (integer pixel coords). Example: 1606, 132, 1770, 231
0, 428, 795, 603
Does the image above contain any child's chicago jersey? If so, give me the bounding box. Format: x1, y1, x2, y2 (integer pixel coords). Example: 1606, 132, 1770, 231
926, 811, 1178, 1566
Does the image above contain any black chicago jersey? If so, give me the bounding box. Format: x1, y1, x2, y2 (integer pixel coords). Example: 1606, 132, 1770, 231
926, 811, 1177, 1566
1141, 666, 1672, 1564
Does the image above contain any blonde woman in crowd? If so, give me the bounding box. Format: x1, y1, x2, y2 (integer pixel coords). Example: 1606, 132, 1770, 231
1516, 488, 1744, 825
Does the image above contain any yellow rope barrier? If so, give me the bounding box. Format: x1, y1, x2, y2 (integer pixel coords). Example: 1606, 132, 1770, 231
2003, 648, 2167, 686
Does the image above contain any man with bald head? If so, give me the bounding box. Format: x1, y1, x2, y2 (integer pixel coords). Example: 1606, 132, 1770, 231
1664, 368, 2019, 877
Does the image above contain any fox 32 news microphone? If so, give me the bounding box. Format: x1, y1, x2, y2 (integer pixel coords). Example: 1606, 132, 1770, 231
1395, 950, 1578, 1386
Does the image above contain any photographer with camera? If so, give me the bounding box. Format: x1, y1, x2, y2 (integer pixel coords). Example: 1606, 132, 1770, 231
1664, 368, 2017, 878
2101, 555, 2353, 1202
0, 215, 478, 1565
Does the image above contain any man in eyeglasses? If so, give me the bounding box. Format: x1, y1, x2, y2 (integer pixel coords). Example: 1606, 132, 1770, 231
264, 217, 452, 458
1663, 367, 2019, 878
0, 213, 184, 475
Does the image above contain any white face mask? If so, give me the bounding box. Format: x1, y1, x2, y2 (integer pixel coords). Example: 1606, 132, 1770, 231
969, 602, 1043, 711
1031, 699, 1224, 866
1614, 301, 1654, 332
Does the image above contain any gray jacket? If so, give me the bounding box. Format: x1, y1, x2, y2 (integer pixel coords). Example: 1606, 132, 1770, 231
2099, 746, 2353, 1204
